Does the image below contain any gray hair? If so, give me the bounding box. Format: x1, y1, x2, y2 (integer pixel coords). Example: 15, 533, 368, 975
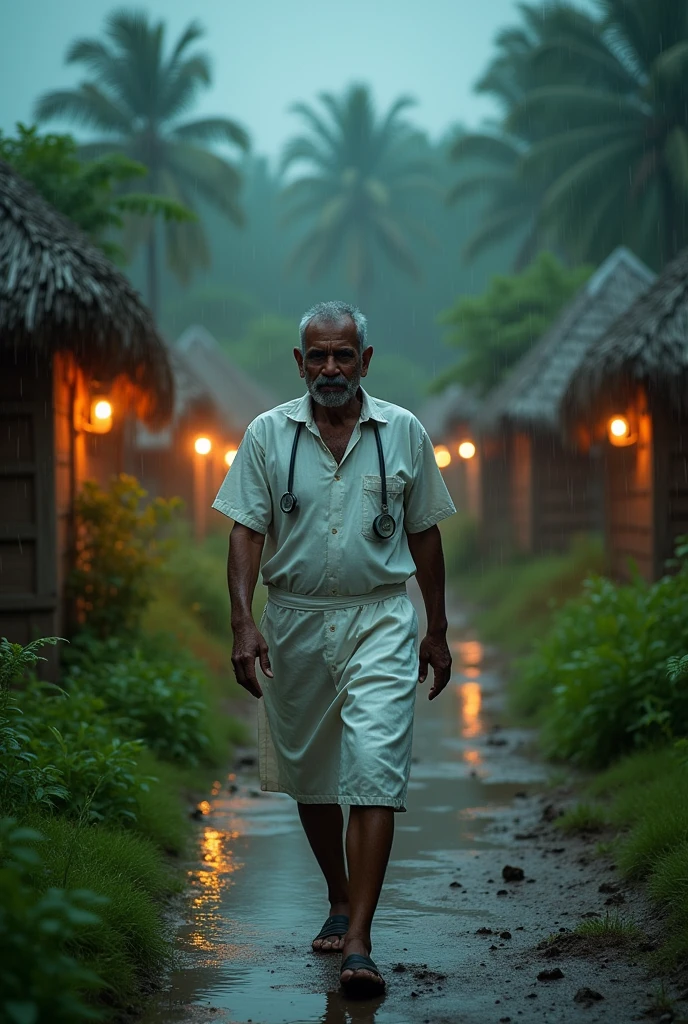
299, 300, 368, 352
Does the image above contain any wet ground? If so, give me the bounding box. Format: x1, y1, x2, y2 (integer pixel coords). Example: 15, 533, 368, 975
142, 598, 686, 1024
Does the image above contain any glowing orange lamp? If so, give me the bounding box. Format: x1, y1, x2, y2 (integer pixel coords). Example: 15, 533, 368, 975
607, 415, 636, 447
80, 395, 113, 433
194, 436, 212, 455
458, 440, 476, 460
434, 445, 451, 469
225, 448, 238, 467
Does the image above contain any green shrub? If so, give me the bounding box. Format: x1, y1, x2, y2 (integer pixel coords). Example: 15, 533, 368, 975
64, 635, 214, 766
0, 817, 106, 1024
67, 474, 181, 640
516, 563, 688, 766
439, 512, 481, 577
0, 639, 68, 813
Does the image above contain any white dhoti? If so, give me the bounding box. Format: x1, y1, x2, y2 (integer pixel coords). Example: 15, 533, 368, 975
257, 584, 419, 812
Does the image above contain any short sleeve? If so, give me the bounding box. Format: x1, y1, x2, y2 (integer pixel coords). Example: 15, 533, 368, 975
404, 425, 456, 533
211, 424, 272, 534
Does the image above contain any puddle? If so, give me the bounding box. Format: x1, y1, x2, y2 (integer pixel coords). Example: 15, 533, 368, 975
142, 599, 546, 1024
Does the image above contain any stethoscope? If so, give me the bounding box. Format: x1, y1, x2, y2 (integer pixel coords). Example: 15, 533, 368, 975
279, 421, 397, 540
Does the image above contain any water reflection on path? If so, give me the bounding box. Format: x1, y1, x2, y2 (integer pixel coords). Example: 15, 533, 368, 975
143, 607, 548, 1024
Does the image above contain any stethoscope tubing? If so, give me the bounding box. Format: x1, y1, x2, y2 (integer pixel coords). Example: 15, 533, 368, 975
281, 419, 392, 528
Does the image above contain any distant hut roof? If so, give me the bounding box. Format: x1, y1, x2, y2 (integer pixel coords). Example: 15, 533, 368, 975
417, 384, 480, 442
477, 247, 655, 433
176, 325, 276, 431
0, 160, 173, 426
567, 245, 688, 411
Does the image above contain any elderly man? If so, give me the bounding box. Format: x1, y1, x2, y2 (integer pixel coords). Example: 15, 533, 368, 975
212, 300, 455, 998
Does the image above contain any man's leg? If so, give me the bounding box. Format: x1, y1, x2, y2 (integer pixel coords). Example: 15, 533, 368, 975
298, 802, 350, 951
340, 806, 394, 987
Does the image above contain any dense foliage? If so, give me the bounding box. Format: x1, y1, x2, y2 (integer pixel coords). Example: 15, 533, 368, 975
0, 818, 106, 1024
281, 84, 433, 302
35, 10, 249, 312
433, 252, 592, 393
451, 0, 688, 270
0, 123, 193, 262
517, 556, 688, 767
68, 474, 180, 639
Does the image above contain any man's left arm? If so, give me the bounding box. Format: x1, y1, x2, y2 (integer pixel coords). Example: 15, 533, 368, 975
406, 526, 452, 700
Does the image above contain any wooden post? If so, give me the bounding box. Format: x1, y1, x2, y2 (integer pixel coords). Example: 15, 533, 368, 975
193, 452, 207, 543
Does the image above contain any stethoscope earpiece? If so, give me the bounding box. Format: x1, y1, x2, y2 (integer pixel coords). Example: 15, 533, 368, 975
280, 419, 396, 541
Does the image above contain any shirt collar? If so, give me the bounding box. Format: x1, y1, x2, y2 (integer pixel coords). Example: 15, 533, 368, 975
286, 386, 388, 426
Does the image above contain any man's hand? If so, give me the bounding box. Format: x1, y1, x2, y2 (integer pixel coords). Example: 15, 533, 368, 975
231, 622, 273, 698
418, 630, 452, 700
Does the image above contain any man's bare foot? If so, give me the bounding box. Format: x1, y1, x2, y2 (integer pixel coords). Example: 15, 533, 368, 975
340, 934, 385, 993
311, 902, 349, 952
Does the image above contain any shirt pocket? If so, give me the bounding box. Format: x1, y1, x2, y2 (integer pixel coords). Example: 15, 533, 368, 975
361, 474, 405, 540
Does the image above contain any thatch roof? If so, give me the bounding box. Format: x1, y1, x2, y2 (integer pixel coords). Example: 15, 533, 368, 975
176, 325, 275, 430
567, 245, 688, 411
0, 160, 173, 426
417, 384, 480, 441
134, 326, 275, 449
477, 247, 655, 433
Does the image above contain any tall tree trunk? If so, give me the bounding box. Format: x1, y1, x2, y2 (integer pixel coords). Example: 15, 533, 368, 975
146, 223, 158, 321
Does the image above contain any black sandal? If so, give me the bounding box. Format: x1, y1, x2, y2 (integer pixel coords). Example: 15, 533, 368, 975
312, 914, 349, 952
340, 953, 386, 999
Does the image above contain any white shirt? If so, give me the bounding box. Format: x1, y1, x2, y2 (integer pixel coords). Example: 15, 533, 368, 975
211, 387, 456, 597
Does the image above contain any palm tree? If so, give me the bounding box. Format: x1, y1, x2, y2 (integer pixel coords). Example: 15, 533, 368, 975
35, 9, 249, 316
448, 2, 611, 267
280, 84, 433, 304
509, 0, 688, 268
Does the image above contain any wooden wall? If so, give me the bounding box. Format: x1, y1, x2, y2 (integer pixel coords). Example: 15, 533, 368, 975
652, 398, 688, 577
0, 351, 58, 674
532, 434, 603, 554
510, 432, 532, 552
479, 433, 513, 560
605, 388, 654, 581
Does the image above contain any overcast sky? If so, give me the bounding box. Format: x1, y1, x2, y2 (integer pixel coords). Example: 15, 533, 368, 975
1, 0, 566, 160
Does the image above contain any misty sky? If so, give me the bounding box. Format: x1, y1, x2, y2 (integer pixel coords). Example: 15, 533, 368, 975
2, 0, 555, 160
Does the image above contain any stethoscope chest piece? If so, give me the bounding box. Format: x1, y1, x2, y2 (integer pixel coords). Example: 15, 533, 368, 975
280, 491, 298, 514
373, 510, 396, 540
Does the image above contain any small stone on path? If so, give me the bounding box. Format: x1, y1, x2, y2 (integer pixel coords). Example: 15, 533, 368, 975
503, 865, 525, 882
538, 968, 565, 981
574, 987, 604, 1004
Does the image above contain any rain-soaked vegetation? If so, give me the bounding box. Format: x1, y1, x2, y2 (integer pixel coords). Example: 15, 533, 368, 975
3, 0, 688, 1021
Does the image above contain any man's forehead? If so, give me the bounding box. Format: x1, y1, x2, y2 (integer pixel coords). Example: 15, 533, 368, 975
303, 315, 357, 346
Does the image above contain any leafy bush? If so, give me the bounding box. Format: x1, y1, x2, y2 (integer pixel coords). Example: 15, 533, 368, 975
0, 817, 106, 1024
0, 639, 68, 813
439, 512, 481, 576
516, 563, 688, 766
63, 634, 214, 766
67, 474, 181, 639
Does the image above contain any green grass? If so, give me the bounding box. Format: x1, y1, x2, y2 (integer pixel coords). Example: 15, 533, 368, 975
18, 810, 176, 1009
556, 802, 608, 835
574, 912, 640, 943
454, 534, 605, 662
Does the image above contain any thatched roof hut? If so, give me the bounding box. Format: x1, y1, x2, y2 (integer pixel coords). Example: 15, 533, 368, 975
417, 384, 479, 443
0, 159, 173, 426
567, 245, 688, 412
563, 245, 688, 582
477, 247, 655, 433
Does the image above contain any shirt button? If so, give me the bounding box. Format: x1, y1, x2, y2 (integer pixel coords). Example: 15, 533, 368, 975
331, 528, 338, 534
334, 475, 341, 481
330, 625, 336, 632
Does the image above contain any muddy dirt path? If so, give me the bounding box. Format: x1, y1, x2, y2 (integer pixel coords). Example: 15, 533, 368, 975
141, 593, 686, 1024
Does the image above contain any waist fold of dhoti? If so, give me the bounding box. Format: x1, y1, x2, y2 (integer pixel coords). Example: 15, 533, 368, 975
266, 583, 407, 611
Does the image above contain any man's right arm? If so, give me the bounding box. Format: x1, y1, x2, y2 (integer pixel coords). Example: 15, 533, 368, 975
228, 522, 273, 698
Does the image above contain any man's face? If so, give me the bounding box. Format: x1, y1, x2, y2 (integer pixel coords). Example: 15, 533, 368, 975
294, 316, 373, 408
